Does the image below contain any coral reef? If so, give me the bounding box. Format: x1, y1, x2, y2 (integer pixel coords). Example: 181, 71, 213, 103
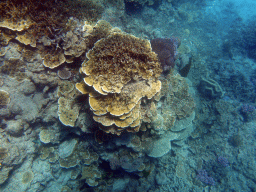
0, 0, 233, 191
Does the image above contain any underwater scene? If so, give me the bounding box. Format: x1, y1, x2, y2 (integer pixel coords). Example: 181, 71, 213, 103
0, 0, 256, 191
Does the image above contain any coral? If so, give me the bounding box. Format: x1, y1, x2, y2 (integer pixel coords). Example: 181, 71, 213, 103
39, 129, 54, 144
140, 74, 196, 157
161, 73, 195, 122
40, 146, 55, 160
179, 55, 192, 77
59, 141, 98, 169
217, 156, 229, 167
77, 29, 162, 135
109, 150, 146, 173
59, 151, 80, 169
196, 169, 216, 186
0, 46, 7, 56
57, 81, 75, 97
240, 104, 255, 114
151, 37, 180, 72
61, 186, 72, 192
87, 20, 113, 49
199, 77, 224, 98
58, 139, 78, 159
0, 18, 33, 32
43, 50, 66, 69
81, 164, 102, 187
57, 81, 81, 127
0, 58, 27, 80
5, 119, 24, 136
62, 30, 87, 58
83, 150, 99, 165
119, 156, 144, 172
57, 68, 72, 80
237, 18, 256, 60
21, 171, 34, 184
15, 31, 36, 47
0, 90, 10, 106
89, 80, 160, 116
82, 31, 162, 94
0, 147, 8, 160
58, 97, 79, 127
146, 131, 179, 158
0, 167, 12, 185
0, 29, 15, 46
228, 134, 243, 147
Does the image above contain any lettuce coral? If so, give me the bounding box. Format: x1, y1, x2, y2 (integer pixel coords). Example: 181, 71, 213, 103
77, 29, 162, 135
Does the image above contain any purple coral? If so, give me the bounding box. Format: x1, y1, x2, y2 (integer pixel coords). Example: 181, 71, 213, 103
241, 103, 255, 113
196, 169, 216, 186
151, 37, 180, 72
217, 156, 229, 167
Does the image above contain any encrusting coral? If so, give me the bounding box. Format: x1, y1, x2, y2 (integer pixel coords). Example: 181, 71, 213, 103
57, 81, 81, 127
77, 29, 162, 135
0, 90, 10, 106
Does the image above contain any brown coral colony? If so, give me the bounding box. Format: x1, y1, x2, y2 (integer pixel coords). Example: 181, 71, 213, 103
83, 32, 162, 94
78, 31, 163, 135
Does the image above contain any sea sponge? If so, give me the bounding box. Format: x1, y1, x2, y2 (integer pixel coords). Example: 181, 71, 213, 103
0, 90, 10, 106
81, 31, 162, 94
